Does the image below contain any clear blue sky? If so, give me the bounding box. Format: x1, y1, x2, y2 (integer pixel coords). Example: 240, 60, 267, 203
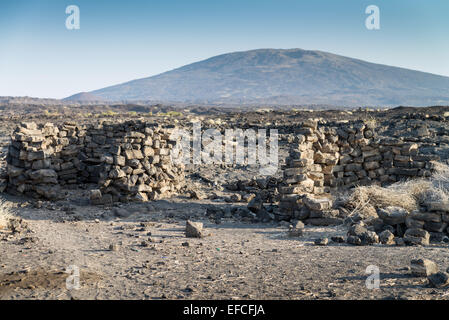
1, 0, 448, 99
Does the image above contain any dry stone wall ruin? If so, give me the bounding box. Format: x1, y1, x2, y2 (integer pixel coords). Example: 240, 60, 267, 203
279, 119, 437, 223
5, 121, 185, 203
3, 118, 437, 214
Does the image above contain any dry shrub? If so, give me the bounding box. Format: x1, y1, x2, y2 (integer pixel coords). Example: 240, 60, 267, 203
346, 184, 420, 213
0, 199, 13, 230
419, 161, 449, 204
344, 162, 449, 216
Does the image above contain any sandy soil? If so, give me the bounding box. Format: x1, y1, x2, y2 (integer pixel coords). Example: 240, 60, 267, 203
2, 192, 449, 300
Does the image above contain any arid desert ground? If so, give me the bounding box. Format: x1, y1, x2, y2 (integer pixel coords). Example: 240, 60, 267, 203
2, 105, 449, 300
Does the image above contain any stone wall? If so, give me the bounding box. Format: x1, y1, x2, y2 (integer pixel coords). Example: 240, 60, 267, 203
5, 120, 185, 203
279, 119, 438, 222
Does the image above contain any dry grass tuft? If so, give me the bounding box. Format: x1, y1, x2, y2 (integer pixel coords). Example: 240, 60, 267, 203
419, 161, 449, 204
346, 184, 421, 213
0, 199, 13, 230
344, 162, 449, 217
361, 116, 378, 130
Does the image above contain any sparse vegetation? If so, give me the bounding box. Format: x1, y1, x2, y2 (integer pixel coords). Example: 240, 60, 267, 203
344, 161, 449, 215
345, 182, 423, 214
43, 109, 61, 117
361, 115, 378, 130
0, 200, 13, 230
101, 110, 118, 117
156, 111, 182, 117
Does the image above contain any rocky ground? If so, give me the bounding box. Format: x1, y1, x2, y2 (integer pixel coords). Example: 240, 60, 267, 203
2, 106, 449, 300
2, 192, 449, 300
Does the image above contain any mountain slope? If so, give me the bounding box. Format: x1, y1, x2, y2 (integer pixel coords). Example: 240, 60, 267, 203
69, 49, 449, 106
63, 92, 104, 102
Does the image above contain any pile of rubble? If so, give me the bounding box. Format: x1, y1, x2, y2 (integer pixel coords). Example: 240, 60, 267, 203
371, 202, 449, 246
326, 201, 449, 247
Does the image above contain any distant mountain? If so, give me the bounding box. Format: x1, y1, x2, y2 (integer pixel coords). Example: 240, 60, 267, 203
66, 49, 449, 106
63, 92, 104, 102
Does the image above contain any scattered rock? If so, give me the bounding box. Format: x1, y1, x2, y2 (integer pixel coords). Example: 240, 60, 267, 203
428, 272, 449, 288
279, 220, 291, 228
411, 259, 439, 277
403, 228, 430, 246
186, 220, 203, 238
230, 193, 242, 202
314, 238, 329, 246
112, 207, 133, 218
141, 240, 149, 247
109, 243, 120, 251
347, 223, 379, 245
190, 190, 206, 200
395, 237, 406, 246
287, 221, 304, 237
347, 235, 362, 246
247, 197, 263, 213
379, 230, 395, 245
34, 200, 43, 209
256, 208, 274, 222
377, 206, 409, 225
243, 193, 256, 203
90, 189, 102, 202
331, 236, 345, 243
7, 218, 28, 233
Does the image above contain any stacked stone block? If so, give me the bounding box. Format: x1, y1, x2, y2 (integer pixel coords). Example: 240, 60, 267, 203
5, 120, 185, 203
7, 122, 63, 199
278, 120, 334, 221
95, 120, 185, 203
279, 120, 437, 223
